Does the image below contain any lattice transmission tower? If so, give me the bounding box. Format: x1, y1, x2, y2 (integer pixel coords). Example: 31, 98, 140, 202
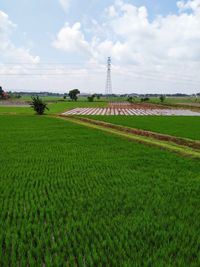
105, 57, 112, 95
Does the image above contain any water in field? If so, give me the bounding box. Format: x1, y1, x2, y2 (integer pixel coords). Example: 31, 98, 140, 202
63, 108, 200, 116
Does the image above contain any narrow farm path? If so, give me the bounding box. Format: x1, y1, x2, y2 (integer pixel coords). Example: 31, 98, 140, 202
57, 115, 200, 160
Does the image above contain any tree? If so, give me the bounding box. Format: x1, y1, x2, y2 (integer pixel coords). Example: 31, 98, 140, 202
69, 89, 80, 101
141, 97, 149, 102
30, 96, 49, 115
160, 95, 166, 103
0, 86, 4, 99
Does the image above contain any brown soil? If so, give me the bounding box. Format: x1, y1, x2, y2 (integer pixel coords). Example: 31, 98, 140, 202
0, 100, 30, 106
66, 116, 200, 150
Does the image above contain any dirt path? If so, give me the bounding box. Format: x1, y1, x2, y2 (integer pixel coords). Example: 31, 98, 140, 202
57, 115, 200, 159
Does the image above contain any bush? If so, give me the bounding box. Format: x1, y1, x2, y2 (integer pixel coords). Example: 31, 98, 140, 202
140, 97, 149, 102
127, 96, 136, 103
87, 96, 94, 102
87, 94, 96, 102
160, 95, 166, 103
30, 96, 49, 115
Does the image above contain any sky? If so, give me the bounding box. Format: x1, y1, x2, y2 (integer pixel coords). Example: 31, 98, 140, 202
0, 0, 200, 94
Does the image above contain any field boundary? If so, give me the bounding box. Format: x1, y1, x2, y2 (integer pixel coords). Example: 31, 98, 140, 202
57, 115, 200, 159
66, 116, 200, 150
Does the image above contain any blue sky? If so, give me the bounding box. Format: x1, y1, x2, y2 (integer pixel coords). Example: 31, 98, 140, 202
0, 0, 178, 62
0, 0, 200, 94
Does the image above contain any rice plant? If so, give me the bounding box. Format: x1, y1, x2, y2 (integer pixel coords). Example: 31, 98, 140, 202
0, 115, 200, 266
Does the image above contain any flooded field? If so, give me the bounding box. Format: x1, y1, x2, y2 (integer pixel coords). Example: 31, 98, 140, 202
63, 108, 200, 116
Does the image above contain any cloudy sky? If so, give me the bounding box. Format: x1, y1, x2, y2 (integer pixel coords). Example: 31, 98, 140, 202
0, 0, 200, 94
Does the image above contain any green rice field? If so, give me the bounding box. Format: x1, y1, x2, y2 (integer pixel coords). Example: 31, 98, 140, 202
1, 115, 200, 266
0, 101, 107, 115
89, 116, 200, 141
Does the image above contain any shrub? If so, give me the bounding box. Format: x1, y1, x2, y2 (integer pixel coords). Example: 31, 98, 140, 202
160, 95, 166, 103
87, 94, 96, 102
30, 96, 49, 115
140, 97, 149, 102
127, 96, 136, 103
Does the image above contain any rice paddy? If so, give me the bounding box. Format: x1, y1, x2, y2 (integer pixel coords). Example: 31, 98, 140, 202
1, 115, 200, 266
0, 101, 107, 115
88, 116, 200, 141
63, 107, 200, 116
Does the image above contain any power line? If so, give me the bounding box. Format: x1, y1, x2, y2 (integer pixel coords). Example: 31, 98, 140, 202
0, 62, 198, 80
0, 62, 200, 86
0, 70, 199, 84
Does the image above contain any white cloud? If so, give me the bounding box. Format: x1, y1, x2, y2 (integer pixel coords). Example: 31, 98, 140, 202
53, 22, 90, 55
51, 0, 200, 93
0, 10, 40, 64
3, 1, 200, 94
0, 10, 41, 92
59, 0, 70, 12
177, 0, 200, 12
0, 10, 16, 37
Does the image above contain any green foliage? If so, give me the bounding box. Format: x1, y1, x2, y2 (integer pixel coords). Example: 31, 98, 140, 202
15, 94, 21, 99
0, 101, 107, 115
30, 96, 49, 115
87, 94, 96, 102
87, 96, 94, 102
160, 95, 166, 102
140, 97, 150, 102
127, 96, 135, 103
1, 115, 200, 266
69, 89, 80, 101
0, 86, 4, 99
63, 94, 67, 100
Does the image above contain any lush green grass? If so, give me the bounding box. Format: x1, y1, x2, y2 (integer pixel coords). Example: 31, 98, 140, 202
20, 96, 108, 102
105, 96, 200, 104
9, 95, 200, 105
0, 101, 107, 115
20, 95, 63, 101
1, 115, 200, 266
164, 97, 200, 104
88, 116, 200, 141
0, 106, 33, 114
149, 96, 199, 104
47, 101, 107, 114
